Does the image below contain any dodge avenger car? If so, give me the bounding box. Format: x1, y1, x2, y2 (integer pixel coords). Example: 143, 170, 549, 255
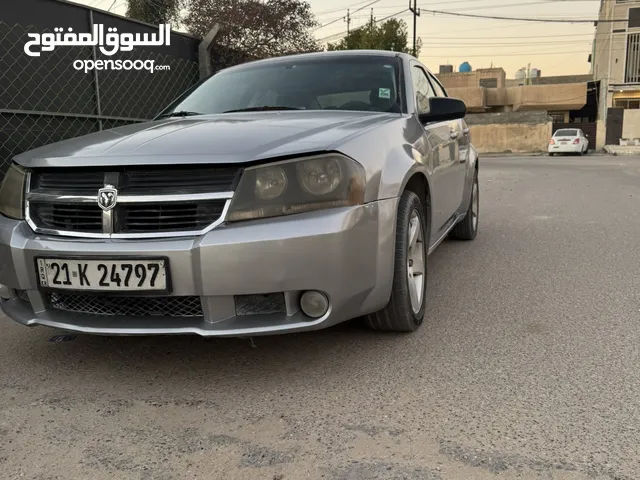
0, 50, 479, 336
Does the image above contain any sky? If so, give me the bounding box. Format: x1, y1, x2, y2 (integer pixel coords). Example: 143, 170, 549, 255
72, 0, 600, 77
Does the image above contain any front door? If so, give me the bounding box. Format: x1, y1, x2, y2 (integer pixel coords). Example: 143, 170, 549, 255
410, 64, 459, 241
427, 73, 467, 217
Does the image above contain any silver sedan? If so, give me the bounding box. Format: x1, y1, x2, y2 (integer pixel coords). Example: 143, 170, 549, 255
0, 50, 479, 336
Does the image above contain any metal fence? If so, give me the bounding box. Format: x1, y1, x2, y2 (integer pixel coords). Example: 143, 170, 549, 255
0, 0, 202, 180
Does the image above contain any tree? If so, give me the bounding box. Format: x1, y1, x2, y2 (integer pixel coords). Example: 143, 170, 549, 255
184, 0, 321, 60
126, 0, 183, 25
327, 18, 421, 56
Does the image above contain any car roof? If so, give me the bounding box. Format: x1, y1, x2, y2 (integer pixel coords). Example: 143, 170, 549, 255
218, 50, 418, 73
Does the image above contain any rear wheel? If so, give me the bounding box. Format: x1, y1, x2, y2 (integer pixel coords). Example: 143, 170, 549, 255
450, 169, 479, 241
365, 190, 427, 332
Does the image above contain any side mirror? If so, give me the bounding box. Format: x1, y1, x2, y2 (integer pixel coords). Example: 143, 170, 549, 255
418, 97, 467, 124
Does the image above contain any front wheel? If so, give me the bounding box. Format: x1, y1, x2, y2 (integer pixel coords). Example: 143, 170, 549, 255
450, 169, 479, 241
365, 190, 428, 332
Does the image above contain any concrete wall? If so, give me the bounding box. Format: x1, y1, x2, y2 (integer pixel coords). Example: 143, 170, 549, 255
596, 119, 606, 150
465, 111, 552, 154
592, 0, 625, 84
622, 109, 640, 138
444, 83, 587, 112
506, 74, 593, 87
447, 87, 485, 112
592, 1, 638, 112
508, 83, 587, 111
436, 68, 506, 89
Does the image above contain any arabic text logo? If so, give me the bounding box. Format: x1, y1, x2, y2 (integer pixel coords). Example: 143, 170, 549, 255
24, 24, 171, 57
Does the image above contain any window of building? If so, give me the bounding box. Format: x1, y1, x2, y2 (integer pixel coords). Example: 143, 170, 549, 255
630, 7, 640, 28
614, 98, 640, 108
479, 78, 498, 88
625, 33, 640, 82
549, 112, 566, 122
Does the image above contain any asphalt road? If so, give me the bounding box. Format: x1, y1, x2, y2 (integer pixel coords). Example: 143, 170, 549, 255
2, 154, 640, 480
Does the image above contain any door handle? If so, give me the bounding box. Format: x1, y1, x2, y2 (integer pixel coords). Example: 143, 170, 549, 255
450, 130, 459, 140
463, 128, 470, 136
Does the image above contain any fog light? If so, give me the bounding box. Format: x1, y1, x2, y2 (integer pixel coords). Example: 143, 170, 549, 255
300, 291, 329, 318
0, 284, 11, 300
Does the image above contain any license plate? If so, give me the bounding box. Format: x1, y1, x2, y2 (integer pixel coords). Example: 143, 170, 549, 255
36, 258, 168, 292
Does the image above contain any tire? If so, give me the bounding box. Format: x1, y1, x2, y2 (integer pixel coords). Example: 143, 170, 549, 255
365, 190, 428, 332
450, 168, 479, 241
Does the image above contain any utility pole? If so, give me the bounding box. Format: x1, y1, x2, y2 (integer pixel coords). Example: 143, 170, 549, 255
409, 0, 420, 57
345, 9, 351, 48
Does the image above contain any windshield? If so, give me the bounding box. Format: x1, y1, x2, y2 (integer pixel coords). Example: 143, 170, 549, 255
554, 129, 578, 137
158, 55, 404, 116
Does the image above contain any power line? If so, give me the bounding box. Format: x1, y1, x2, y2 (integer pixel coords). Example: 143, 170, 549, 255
424, 40, 594, 46
416, 32, 595, 39
315, 0, 383, 16
314, 0, 381, 31
362, 0, 600, 10
422, 49, 592, 57
440, 0, 589, 12
421, 9, 626, 23
317, 9, 412, 42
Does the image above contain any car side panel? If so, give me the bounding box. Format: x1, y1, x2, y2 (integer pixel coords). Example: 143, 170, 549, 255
458, 144, 479, 216
421, 118, 454, 234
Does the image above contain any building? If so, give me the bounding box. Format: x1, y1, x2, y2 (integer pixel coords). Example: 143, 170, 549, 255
591, 0, 640, 147
436, 67, 599, 148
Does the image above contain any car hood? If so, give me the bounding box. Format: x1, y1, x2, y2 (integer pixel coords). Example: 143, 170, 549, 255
14, 111, 399, 168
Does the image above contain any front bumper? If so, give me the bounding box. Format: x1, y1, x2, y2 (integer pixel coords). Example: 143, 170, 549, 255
0, 199, 397, 336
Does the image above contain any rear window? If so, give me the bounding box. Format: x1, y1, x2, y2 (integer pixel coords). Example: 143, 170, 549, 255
554, 129, 578, 137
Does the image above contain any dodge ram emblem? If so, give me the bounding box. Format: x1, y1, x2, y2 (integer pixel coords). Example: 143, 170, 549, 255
97, 186, 118, 212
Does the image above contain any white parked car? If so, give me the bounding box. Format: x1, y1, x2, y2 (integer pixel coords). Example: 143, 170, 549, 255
548, 128, 589, 156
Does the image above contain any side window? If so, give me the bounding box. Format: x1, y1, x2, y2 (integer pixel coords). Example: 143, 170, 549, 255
411, 66, 435, 114
428, 74, 448, 97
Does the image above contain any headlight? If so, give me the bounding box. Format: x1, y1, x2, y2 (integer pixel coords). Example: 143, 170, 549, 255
227, 154, 365, 222
0, 164, 26, 220
296, 157, 341, 195
255, 166, 287, 200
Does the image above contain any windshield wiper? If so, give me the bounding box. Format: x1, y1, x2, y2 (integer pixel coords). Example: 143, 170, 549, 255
156, 110, 203, 119
222, 106, 305, 113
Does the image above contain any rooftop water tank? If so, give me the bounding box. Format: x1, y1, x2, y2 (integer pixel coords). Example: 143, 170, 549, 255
459, 62, 472, 72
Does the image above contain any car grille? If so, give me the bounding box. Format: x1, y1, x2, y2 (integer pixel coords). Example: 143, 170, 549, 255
31, 203, 103, 233
15, 289, 30, 303
34, 171, 105, 194
119, 202, 225, 233
234, 293, 287, 316
47, 293, 203, 317
31, 167, 240, 196
27, 166, 240, 237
